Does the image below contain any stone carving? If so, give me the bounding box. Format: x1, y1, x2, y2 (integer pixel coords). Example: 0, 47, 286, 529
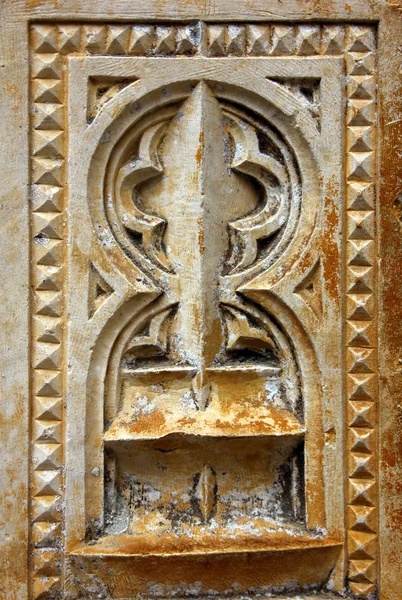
30, 31, 65, 600
294, 260, 323, 320
100, 81, 304, 541
87, 77, 138, 123
29, 21, 377, 600
88, 263, 114, 318
194, 465, 218, 523
345, 25, 377, 599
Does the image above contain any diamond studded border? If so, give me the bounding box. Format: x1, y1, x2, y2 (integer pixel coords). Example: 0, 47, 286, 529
29, 22, 377, 599
344, 25, 378, 599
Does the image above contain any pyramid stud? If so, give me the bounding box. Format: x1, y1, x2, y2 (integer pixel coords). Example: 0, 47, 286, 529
176, 24, 200, 55
32, 158, 63, 186
32, 443, 62, 472
349, 478, 376, 506
33, 396, 62, 422
32, 522, 61, 547
227, 25, 245, 56
349, 427, 375, 455
33, 419, 62, 444
296, 25, 321, 55
32, 79, 63, 104
346, 52, 375, 76
31, 25, 58, 53
208, 25, 226, 56
32, 469, 62, 497
348, 26, 376, 53
33, 315, 62, 344
347, 99, 375, 127
347, 373, 376, 402
322, 25, 344, 55
33, 369, 62, 398
32, 548, 61, 575
32, 54, 61, 80
32, 575, 61, 599
271, 26, 294, 55
247, 24, 270, 55
129, 25, 154, 54
32, 103, 64, 131
347, 182, 375, 211
106, 25, 130, 54
154, 26, 176, 54
59, 24, 82, 54
84, 25, 106, 52
348, 400, 376, 429
348, 505, 376, 533
347, 75, 375, 100
33, 341, 61, 371
32, 130, 64, 159
34, 291, 62, 318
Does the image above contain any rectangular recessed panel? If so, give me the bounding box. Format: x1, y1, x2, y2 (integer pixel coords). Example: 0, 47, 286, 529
26, 20, 380, 599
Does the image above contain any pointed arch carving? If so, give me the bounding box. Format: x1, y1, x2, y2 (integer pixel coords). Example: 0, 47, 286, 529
81, 71, 330, 550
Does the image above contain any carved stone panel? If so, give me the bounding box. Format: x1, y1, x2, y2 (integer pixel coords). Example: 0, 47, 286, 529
26, 22, 378, 598
3, 3, 402, 599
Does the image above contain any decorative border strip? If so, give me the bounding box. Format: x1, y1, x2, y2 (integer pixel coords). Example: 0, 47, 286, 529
30, 26, 66, 600
344, 25, 378, 599
31, 22, 356, 58
29, 22, 377, 599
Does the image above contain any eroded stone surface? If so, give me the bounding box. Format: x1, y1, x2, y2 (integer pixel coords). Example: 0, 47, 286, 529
31, 19, 376, 600
1, 2, 402, 599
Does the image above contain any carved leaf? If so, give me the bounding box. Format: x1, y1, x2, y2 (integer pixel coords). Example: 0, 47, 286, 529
266, 77, 320, 128
294, 260, 322, 319
223, 112, 294, 273
125, 306, 175, 359
111, 84, 297, 413
88, 77, 138, 122
115, 121, 169, 271
222, 305, 276, 354
88, 263, 114, 318
194, 465, 217, 522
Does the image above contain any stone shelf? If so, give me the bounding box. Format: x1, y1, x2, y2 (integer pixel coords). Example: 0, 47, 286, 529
72, 532, 342, 557
104, 402, 304, 442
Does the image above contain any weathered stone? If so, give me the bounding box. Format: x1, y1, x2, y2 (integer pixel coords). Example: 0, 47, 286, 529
0, 2, 402, 599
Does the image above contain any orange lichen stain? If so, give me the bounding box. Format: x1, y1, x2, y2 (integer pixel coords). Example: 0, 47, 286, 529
319, 175, 341, 305
129, 410, 166, 434
177, 417, 196, 427
294, 247, 313, 276
386, 506, 402, 530
382, 442, 398, 469
5, 81, 18, 96
82, 528, 340, 557
193, 303, 201, 334
73, 537, 343, 597
210, 371, 265, 399
214, 403, 301, 435
376, 109, 402, 357
197, 216, 205, 254
195, 131, 204, 167
4, 81, 23, 114
344, 3, 352, 14
26, 0, 60, 8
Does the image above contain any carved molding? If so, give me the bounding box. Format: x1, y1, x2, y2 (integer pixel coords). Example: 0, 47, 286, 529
30, 22, 356, 58
29, 21, 377, 600
345, 26, 377, 599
